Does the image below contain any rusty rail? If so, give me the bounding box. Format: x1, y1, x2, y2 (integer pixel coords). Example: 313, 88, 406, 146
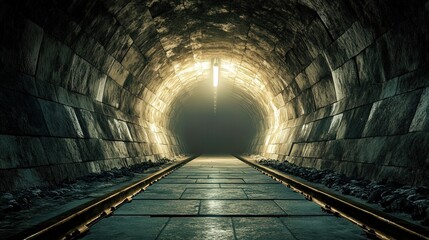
235, 155, 429, 240
12, 155, 198, 240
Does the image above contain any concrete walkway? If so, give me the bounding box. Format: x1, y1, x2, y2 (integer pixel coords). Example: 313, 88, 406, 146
83, 155, 365, 239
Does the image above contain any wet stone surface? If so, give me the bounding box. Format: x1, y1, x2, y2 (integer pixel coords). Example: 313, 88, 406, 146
83, 155, 366, 239
257, 158, 429, 226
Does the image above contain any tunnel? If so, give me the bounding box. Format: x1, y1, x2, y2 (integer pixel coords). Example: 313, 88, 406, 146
0, 0, 428, 192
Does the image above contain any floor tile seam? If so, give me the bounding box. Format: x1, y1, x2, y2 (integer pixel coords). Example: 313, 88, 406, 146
197, 200, 201, 215
273, 199, 288, 215
153, 217, 171, 240
278, 217, 299, 240
231, 217, 238, 240
178, 188, 188, 199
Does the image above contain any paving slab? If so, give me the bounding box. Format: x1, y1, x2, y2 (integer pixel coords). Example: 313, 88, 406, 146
244, 188, 304, 200
156, 178, 197, 184
181, 188, 248, 200
200, 200, 286, 215
114, 200, 200, 215
275, 200, 328, 215
233, 217, 295, 240
84, 155, 366, 239
83, 216, 168, 240
157, 217, 235, 240
281, 216, 366, 239
197, 178, 245, 183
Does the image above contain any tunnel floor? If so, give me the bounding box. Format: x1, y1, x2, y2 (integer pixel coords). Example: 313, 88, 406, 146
83, 155, 365, 239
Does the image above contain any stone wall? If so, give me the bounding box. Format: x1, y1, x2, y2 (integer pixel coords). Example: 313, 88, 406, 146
0, 2, 182, 190
251, 0, 429, 186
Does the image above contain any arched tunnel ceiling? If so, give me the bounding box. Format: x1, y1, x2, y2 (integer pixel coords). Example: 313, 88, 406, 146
98, 0, 319, 132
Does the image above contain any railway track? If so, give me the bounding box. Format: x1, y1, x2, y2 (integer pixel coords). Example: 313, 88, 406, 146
11, 156, 198, 240
11, 155, 428, 240
235, 155, 429, 240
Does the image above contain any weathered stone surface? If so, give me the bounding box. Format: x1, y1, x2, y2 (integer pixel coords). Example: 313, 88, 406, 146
38, 99, 84, 138
106, 26, 133, 61
36, 34, 75, 85
308, 0, 357, 39
304, 17, 332, 58
397, 69, 429, 94
332, 59, 359, 100
0, 71, 38, 97
324, 21, 373, 70
102, 77, 121, 108
410, 87, 429, 132
0, 91, 48, 136
337, 105, 372, 139
363, 91, 422, 137
311, 77, 337, 109
305, 54, 331, 86
0, 17, 43, 75
356, 43, 385, 85
377, 20, 427, 80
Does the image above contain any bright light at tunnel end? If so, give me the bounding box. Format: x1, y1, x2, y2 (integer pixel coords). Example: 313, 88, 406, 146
213, 61, 219, 87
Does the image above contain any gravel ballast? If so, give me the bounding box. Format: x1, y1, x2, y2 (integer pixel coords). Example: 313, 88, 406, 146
256, 158, 429, 226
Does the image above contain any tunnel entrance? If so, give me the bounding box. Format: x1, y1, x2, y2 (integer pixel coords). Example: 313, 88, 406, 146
172, 81, 258, 154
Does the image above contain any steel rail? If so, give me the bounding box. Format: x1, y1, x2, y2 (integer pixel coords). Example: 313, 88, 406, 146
235, 155, 429, 240
11, 155, 198, 240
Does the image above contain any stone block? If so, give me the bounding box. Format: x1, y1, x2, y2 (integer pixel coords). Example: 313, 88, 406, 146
0, 90, 49, 135
35, 80, 58, 101
397, 68, 429, 94
295, 72, 311, 91
0, 167, 49, 191
0, 17, 43, 75
305, 54, 331, 86
363, 91, 421, 136
86, 9, 118, 46
308, 117, 333, 141
0, 71, 38, 96
377, 20, 426, 80
379, 78, 398, 99
311, 77, 337, 109
337, 104, 372, 139
309, 0, 357, 39
284, 49, 302, 77
102, 77, 121, 108
107, 60, 129, 87
323, 140, 343, 161
121, 45, 146, 77
93, 113, 114, 139
75, 109, 101, 138
327, 114, 342, 140
304, 17, 332, 58
40, 137, 74, 164
38, 99, 84, 137
332, 59, 359, 100
71, 32, 113, 73
36, 34, 74, 85
382, 133, 429, 168
356, 43, 385, 85
324, 21, 373, 70
342, 137, 388, 165
106, 26, 133, 61
410, 87, 429, 132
